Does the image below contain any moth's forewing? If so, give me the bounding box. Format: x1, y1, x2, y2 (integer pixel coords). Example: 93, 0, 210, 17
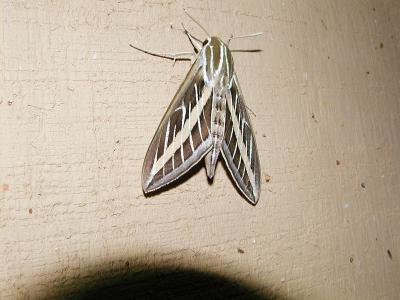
142, 58, 213, 193
221, 74, 261, 204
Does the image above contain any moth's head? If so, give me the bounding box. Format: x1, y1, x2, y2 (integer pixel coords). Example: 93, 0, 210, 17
203, 36, 228, 48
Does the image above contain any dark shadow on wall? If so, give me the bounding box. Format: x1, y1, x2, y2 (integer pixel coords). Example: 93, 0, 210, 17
42, 259, 285, 300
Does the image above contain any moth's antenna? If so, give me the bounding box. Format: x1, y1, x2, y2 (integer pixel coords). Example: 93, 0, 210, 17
183, 9, 210, 37
227, 32, 264, 45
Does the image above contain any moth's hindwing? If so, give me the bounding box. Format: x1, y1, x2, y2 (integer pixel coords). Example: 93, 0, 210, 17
142, 58, 213, 192
222, 73, 261, 204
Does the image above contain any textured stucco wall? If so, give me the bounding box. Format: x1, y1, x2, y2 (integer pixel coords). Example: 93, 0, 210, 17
1, 1, 399, 299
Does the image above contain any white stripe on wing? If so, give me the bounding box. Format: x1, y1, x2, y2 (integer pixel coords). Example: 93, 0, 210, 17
150, 86, 212, 177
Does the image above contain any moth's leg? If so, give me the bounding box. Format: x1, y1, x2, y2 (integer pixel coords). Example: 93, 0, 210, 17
227, 32, 264, 45
229, 32, 264, 54
180, 23, 203, 53
230, 49, 262, 53
129, 44, 194, 62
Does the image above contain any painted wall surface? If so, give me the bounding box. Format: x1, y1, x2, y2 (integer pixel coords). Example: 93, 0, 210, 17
1, 1, 399, 299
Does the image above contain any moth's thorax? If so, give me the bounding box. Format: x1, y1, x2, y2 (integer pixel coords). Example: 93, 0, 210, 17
201, 37, 234, 89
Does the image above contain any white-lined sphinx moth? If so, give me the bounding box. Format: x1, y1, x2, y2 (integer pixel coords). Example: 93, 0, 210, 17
132, 12, 262, 204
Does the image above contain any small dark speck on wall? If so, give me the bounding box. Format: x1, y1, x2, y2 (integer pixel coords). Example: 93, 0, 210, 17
361, 182, 366, 188
237, 248, 245, 254
264, 174, 272, 183
29, 208, 33, 214
380, 42, 384, 49
321, 19, 328, 30
350, 257, 354, 263
387, 249, 392, 260
336, 160, 341, 166
311, 113, 317, 122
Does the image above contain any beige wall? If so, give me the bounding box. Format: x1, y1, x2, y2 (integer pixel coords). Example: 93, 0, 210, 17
1, 1, 399, 299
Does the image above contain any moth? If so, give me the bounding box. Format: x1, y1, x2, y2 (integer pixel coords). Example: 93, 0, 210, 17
131, 11, 262, 204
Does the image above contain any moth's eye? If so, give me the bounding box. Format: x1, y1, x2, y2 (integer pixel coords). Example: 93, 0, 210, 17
202, 40, 208, 46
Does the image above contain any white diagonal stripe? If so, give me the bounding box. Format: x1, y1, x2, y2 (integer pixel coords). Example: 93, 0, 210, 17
232, 139, 238, 157
210, 46, 214, 75
216, 44, 224, 75
249, 135, 253, 167
225, 45, 230, 80
226, 90, 256, 191
194, 83, 204, 142
163, 119, 170, 176
242, 139, 248, 179
150, 86, 212, 176
172, 125, 176, 170
180, 101, 186, 163
188, 101, 194, 152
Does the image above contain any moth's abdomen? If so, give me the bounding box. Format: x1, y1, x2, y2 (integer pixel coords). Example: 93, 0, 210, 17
212, 94, 226, 138
208, 93, 227, 166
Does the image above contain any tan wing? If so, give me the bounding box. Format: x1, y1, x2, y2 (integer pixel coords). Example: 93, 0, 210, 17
142, 58, 213, 193
222, 73, 261, 204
